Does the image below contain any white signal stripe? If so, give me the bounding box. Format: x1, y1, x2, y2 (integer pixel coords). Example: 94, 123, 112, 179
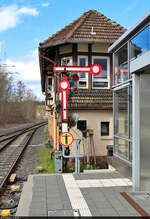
66, 67, 90, 71
63, 110, 67, 120
55, 67, 91, 72
63, 91, 66, 109
55, 67, 64, 71
63, 91, 67, 120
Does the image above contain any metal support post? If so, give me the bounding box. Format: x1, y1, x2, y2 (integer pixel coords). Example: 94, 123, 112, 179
62, 137, 83, 174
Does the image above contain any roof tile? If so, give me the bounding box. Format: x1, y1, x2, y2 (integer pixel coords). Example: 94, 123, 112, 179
68, 89, 113, 110
40, 9, 126, 46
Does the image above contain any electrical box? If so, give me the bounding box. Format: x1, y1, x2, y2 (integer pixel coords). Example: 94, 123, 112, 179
77, 120, 87, 131
54, 151, 63, 173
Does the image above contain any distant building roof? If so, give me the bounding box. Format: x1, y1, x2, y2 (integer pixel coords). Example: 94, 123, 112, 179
39, 9, 126, 48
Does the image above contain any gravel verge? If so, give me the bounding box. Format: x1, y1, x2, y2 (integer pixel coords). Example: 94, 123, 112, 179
0, 125, 48, 216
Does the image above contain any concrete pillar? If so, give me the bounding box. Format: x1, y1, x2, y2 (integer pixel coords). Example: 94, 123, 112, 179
132, 74, 140, 191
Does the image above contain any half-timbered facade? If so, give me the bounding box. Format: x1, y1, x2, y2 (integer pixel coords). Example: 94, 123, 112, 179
39, 10, 126, 160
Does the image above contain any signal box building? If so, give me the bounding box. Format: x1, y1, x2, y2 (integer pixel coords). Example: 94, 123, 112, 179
39, 10, 125, 161
108, 10, 150, 191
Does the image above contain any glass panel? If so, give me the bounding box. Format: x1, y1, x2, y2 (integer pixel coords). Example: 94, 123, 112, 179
93, 82, 108, 88
80, 73, 86, 78
79, 58, 86, 78
80, 58, 86, 66
115, 137, 128, 159
48, 78, 52, 93
114, 44, 128, 85
129, 142, 132, 161
78, 56, 88, 88
130, 25, 150, 60
93, 58, 107, 79
114, 87, 128, 138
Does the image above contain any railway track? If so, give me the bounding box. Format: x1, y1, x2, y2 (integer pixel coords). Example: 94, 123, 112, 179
0, 121, 47, 144
0, 121, 47, 139
0, 121, 47, 190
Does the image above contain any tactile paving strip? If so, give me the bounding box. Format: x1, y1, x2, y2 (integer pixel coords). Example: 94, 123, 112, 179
63, 174, 92, 216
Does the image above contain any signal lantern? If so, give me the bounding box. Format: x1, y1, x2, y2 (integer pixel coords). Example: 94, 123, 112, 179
72, 74, 79, 81
69, 80, 74, 87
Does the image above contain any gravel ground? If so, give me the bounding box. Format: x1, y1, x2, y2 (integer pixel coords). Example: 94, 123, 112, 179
0, 146, 38, 216
0, 124, 48, 216
29, 125, 48, 146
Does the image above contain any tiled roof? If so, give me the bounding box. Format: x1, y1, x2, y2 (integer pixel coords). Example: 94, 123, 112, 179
68, 89, 113, 110
40, 9, 126, 46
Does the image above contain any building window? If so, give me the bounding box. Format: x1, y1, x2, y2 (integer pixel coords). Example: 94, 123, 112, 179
77, 120, 87, 131
61, 56, 72, 66
78, 56, 88, 88
101, 122, 109, 136
130, 25, 150, 60
92, 56, 110, 89
47, 77, 53, 93
114, 44, 129, 85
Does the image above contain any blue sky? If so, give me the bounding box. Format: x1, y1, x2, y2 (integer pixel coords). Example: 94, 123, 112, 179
0, 0, 150, 100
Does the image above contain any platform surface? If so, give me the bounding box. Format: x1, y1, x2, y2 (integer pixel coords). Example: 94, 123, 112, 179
16, 169, 150, 217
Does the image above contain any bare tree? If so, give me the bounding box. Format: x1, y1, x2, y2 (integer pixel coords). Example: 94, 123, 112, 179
0, 69, 39, 126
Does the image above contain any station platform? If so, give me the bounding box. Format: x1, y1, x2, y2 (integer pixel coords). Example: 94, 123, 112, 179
16, 168, 150, 217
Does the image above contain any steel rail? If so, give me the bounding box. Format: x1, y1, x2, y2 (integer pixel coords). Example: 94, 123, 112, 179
0, 121, 47, 138
0, 126, 40, 189
0, 121, 47, 144
0, 122, 47, 153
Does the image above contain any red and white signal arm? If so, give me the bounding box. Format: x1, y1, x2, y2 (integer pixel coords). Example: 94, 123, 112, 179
57, 64, 102, 122
54, 64, 102, 76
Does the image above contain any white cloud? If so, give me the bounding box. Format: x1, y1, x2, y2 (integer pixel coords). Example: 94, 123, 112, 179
40, 2, 50, 7
17, 7, 39, 16
7, 49, 40, 82
0, 41, 4, 52
0, 4, 39, 32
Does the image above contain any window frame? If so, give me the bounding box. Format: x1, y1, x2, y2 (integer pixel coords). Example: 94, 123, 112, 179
113, 84, 132, 162
77, 55, 88, 89
101, 121, 110, 136
92, 56, 110, 89
47, 76, 53, 94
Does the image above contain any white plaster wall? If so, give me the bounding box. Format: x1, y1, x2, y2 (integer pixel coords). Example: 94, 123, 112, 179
70, 110, 113, 156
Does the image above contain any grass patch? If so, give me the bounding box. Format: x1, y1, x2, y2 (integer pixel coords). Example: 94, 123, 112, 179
42, 127, 48, 143
65, 163, 93, 173
35, 145, 55, 174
